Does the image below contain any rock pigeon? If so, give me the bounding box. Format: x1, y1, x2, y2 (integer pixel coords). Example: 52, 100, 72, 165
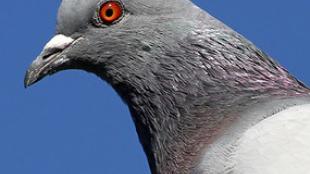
24, 0, 310, 173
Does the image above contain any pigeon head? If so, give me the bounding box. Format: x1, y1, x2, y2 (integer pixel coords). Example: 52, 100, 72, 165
24, 0, 198, 88
24, 0, 310, 173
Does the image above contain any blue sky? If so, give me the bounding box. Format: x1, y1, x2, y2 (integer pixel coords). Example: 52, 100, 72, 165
1, 0, 310, 173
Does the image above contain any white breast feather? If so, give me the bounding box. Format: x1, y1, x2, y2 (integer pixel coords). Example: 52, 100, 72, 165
234, 104, 310, 174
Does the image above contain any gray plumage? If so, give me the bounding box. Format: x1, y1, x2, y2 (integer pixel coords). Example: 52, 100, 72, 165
25, 0, 310, 174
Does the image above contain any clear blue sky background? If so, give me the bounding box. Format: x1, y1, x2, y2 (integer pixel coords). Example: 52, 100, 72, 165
0, 0, 309, 173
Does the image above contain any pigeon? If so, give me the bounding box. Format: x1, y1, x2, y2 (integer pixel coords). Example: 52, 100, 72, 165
24, 0, 310, 174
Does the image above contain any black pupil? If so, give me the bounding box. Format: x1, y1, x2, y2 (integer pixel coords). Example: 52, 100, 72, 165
106, 8, 114, 17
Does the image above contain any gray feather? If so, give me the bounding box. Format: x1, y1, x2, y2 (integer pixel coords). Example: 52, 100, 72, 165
25, 0, 310, 173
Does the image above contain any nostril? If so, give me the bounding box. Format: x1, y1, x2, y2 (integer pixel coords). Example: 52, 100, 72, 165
42, 48, 63, 60
42, 53, 53, 60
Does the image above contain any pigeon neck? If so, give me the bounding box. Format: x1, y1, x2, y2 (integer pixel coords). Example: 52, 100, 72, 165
97, 30, 310, 173
107, 71, 309, 174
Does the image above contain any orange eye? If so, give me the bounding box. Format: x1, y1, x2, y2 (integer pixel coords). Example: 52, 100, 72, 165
99, 1, 123, 24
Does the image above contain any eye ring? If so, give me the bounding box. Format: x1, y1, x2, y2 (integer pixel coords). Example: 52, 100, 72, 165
93, 0, 125, 26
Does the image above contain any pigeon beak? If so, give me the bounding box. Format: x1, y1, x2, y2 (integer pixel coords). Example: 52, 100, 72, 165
24, 34, 76, 88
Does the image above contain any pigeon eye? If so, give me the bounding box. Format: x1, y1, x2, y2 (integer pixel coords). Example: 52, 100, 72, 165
99, 1, 124, 24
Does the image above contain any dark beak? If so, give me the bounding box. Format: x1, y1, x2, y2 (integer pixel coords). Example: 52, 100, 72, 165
24, 34, 75, 88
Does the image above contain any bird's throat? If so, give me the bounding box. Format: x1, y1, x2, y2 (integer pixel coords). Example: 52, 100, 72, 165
101, 64, 310, 174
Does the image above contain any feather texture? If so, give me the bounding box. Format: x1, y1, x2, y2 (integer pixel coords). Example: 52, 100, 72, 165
234, 104, 310, 174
